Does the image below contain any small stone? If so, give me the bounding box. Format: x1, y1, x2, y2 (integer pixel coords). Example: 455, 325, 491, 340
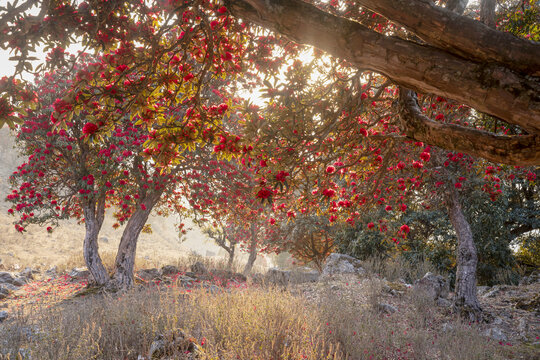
69, 268, 90, 280
0, 311, 8, 322
161, 265, 180, 277
190, 262, 208, 275
441, 323, 454, 332
436, 298, 452, 307
137, 268, 161, 281
413, 272, 449, 301
483, 327, 507, 342
376, 303, 397, 314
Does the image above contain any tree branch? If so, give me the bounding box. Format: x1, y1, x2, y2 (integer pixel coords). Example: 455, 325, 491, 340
355, 0, 539, 75
399, 88, 540, 165
227, 0, 540, 135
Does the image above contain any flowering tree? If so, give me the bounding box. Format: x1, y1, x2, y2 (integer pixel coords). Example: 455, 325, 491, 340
1, 0, 539, 164
6, 68, 199, 289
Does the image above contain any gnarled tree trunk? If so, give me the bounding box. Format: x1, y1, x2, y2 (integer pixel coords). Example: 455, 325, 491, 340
109, 192, 162, 290
82, 196, 109, 286
445, 187, 482, 321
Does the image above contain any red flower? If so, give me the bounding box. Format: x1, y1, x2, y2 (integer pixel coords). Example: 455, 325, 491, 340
367, 222, 375, 229
326, 166, 335, 174
454, 182, 462, 189
217, 6, 227, 13
82, 122, 99, 135
275, 171, 289, 182
140, 204, 147, 210
400, 204, 407, 212
400, 224, 410, 233
256, 187, 272, 199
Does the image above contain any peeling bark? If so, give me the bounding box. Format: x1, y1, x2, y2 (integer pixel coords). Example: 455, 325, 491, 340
82, 196, 109, 286
446, 187, 482, 322
399, 88, 540, 165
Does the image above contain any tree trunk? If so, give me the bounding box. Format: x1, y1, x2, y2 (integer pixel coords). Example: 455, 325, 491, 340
445, 187, 482, 321
109, 193, 161, 290
82, 197, 109, 286
227, 244, 236, 270
243, 225, 258, 275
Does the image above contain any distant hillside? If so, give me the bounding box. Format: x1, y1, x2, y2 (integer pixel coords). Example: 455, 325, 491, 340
0, 128, 225, 269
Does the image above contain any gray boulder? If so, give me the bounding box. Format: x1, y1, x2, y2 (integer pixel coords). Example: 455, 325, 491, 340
137, 268, 161, 281
321, 253, 366, 279
0, 311, 7, 322
161, 265, 180, 277
0, 272, 16, 285
413, 272, 449, 301
265, 268, 291, 287
289, 268, 320, 284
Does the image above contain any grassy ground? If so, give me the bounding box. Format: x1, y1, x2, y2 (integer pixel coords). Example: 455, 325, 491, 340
2, 271, 535, 360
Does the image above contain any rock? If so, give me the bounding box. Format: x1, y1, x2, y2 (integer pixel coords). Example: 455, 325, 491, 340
18, 267, 36, 280
483, 327, 507, 342
413, 272, 449, 301
190, 262, 208, 275
477, 286, 490, 296
0, 285, 10, 300
161, 265, 180, 277
148, 329, 201, 359
0, 311, 8, 322
176, 275, 196, 287
519, 271, 540, 286
249, 273, 264, 284
441, 323, 454, 332
0, 272, 16, 285
482, 285, 507, 299
436, 298, 452, 307
265, 268, 290, 287
137, 268, 161, 281
99, 236, 109, 243
69, 267, 90, 281
517, 317, 529, 338
45, 266, 58, 278
376, 303, 397, 314
330, 285, 340, 291
514, 294, 540, 313
321, 253, 365, 279
289, 268, 319, 284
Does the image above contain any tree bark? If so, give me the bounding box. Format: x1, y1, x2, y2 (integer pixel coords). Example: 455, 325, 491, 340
109, 192, 161, 290
399, 88, 540, 165
82, 196, 109, 286
446, 186, 482, 322
226, 0, 540, 158
352, 0, 538, 75
227, 244, 236, 270
243, 225, 258, 275
480, 0, 496, 28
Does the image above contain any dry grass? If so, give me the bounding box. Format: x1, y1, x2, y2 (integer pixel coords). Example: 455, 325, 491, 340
1, 275, 521, 360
